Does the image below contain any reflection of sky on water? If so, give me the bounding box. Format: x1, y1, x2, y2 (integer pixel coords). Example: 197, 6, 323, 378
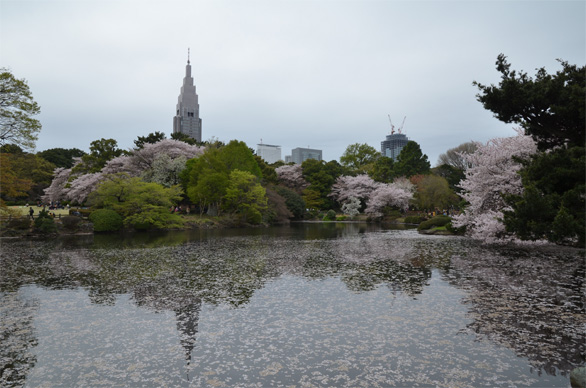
20, 288, 188, 387
0, 225, 583, 387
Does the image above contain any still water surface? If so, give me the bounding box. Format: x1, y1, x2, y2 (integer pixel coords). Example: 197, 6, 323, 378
1, 223, 584, 387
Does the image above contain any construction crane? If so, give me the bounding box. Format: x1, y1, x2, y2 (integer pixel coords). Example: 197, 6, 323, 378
398, 116, 406, 134
387, 114, 395, 135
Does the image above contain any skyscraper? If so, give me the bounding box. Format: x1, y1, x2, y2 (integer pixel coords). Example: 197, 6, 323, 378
290, 147, 322, 164
257, 143, 282, 164
381, 133, 409, 161
173, 50, 202, 142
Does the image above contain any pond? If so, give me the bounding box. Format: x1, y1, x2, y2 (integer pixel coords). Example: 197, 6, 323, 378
1, 223, 584, 387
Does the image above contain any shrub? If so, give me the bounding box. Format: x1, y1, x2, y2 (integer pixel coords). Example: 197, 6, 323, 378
70, 208, 92, 218
89, 209, 123, 232
61, 215, 82, 231
132, 222, 152, 231
336, 215, 347, 221
404, 216, 425, 225
383, 207, 402, 219
446, 222, 466, 235
34, 210, 57, 234
323, 210, 336, 221
7, 217, 31, 230
418, 215, 451, 231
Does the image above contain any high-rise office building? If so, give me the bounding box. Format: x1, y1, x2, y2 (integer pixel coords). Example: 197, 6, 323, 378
381, 133, 409, 161
290, 147, 322, 165
257, 143, 282, 164
173, 50, 202, 142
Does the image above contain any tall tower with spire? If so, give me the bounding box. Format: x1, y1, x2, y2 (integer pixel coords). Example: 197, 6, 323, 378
173, 49, 202, 142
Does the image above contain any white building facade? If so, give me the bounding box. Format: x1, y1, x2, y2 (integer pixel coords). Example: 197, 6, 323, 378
290, 147, 322, 165
257, 144, 282, 164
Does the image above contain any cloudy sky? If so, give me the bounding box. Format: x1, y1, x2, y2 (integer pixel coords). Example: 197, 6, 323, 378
1, 0, 584, 165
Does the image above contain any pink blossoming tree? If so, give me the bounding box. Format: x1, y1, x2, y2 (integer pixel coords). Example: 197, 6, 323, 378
452, 129, 538, 243
364, 180, 415, 216
275, 165, 309, 193
43, 139, 204, 205
330, 175, 382, 204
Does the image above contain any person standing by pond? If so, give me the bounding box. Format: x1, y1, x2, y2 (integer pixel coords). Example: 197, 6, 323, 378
29, 207, 34, 219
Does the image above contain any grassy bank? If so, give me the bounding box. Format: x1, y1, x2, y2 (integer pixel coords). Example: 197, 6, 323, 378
8, 206, 74, 217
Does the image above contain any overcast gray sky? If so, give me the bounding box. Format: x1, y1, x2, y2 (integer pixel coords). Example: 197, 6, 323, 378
1, 0, 584, 165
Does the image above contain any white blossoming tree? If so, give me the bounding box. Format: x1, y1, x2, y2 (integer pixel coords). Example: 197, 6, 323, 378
275, 165, 309, 193
330, 174, 382, 205
43, 139, 204, 205
452, 129, 538, 244
364, 180, 415, 216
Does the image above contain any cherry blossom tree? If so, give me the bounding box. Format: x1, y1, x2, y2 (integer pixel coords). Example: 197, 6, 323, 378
43, 139, 204, 204
452, 129, 538, 243
341, 197, 361, 218
330, 174, 382, 204
142, 154, 188, 187
364, 181, 414, 216
101, 155, 135, 176
126, 139, 203, 172
392, 176, 416, 193
41, 167, 71, 203
275, 165, 309, 192
66, 172, 103, 204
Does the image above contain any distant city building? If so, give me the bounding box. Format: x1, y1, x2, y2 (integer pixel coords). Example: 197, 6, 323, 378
257, 143, 282, 164
284, 155, 293, 163
381, 133, 409, 161
291, 147, 322, 165
173, 50, 202, 142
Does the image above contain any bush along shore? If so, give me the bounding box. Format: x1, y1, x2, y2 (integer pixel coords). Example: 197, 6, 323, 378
0, 206, 462, 238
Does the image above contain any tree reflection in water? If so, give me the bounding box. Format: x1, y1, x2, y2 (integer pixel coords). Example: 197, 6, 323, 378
0, 226, 584, 387
443, 244, 585, 376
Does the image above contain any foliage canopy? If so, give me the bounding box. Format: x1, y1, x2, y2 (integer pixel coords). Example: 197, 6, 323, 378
393, 141, 430, 178
89, 174, 184, 229
0, 69, 42, 150
474, 54, 585, 150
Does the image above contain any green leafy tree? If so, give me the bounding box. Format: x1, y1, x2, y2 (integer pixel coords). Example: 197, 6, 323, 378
188, 171, 229, 215
340, 143, 380, 172
254, 155, 278, 185
6, 152, 55, 201
0, 69, 42, 150
274, 186, 305, 219
218, 140, 262, 178
0, 153, 32, 200
0, 144, 24, 154
413, 175, 458, 211
301, 159, 340, 210
393, 141, 430, 178
73, 138, 123, 174
37, 148, 86, 168
431, 164, 465, 193
504, 146, 585, 247
134, 131, 166, 149
183, 140, 262, 215
474, 54, 585, 150
88, 174, 184, 229
369, 156, 395, 183
171, 132, 198, 145
302, 188, 324, 213
223, 170, 267, 224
